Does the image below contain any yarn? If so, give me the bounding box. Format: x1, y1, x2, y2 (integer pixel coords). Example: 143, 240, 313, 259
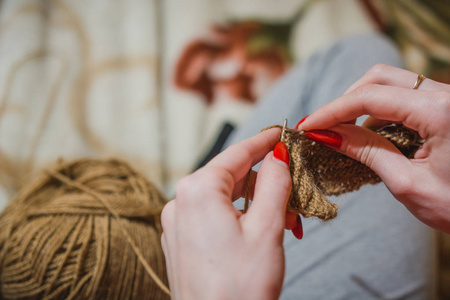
0, 159, 170, 299
246, 124, 422, 221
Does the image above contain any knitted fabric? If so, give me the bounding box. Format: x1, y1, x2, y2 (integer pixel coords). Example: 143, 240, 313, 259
260, 124, 421, 221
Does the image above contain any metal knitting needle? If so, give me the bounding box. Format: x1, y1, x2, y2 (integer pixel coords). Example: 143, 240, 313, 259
281, 119, 288, 140
281, 118, 304, 136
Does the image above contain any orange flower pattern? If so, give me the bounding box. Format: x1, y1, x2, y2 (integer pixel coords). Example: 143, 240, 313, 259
174, 22, 290, 104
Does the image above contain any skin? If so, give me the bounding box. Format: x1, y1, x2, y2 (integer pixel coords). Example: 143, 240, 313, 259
161, 64, 450, 299
300, 64, 450, 233
161, 128, 292, 300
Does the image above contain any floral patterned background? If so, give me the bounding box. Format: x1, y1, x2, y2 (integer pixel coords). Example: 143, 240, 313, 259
174, 0, 450, 107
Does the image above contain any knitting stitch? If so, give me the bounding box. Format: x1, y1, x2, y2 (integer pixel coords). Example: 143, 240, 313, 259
246, 124, 422, 221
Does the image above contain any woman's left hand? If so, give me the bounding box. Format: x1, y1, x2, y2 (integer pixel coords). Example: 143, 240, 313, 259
161, 128, 292, 300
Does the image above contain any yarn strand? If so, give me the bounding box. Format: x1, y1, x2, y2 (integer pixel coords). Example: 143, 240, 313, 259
46, 169, 171, 296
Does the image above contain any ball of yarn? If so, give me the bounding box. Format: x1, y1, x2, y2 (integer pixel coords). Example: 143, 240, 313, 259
0, 159, 170, 299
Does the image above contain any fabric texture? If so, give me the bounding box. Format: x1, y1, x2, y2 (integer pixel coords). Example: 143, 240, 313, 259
277, 124, 421, 220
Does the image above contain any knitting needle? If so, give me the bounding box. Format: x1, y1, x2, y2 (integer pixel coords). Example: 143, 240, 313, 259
281, 119, 288, 140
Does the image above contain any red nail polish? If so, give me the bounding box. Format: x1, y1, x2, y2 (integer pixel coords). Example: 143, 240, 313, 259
292, 215, 303, 240
285, 212, 297, 230
273, 141, 290, 166
304, 129, 342, 148
295, 115, 309, 129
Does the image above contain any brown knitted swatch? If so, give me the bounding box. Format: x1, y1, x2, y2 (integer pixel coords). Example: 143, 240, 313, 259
247, 124, 422, 221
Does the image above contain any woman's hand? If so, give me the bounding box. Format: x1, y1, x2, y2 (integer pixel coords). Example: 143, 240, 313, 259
298, 64, 450, 233
161, 128, 293, 300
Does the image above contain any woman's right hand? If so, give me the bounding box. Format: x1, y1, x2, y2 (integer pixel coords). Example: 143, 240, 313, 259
298, 64, 450, 233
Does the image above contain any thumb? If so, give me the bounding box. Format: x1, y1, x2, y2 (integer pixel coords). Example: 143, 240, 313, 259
326, 124, 414, 195
245, 149, 292, 237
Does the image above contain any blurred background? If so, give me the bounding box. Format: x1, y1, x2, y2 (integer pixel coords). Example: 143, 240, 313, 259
0, 0, 449, 298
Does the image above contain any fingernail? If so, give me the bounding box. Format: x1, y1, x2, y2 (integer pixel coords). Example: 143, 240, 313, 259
292, 215, 303, 240
295, 115, 309, 129
304, 129, 342, 149
285, 212, 297, 230
273, 141, 290, 166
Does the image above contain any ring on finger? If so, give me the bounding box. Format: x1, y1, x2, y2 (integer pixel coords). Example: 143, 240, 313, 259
413, 74, 426, 90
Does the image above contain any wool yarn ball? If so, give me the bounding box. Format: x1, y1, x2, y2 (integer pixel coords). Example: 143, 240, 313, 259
0, 159, 170, 299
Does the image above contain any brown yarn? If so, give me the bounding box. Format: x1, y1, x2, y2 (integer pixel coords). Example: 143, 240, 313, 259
246, 124, 422, 221
0, 158, 170, 299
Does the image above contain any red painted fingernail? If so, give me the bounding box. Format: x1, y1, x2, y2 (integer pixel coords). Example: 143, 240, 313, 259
304, 129, 342, 149
292, 215, 303, 240
273, 141, 290, 166
295, 115, 309, 129
285, 212, 297, 230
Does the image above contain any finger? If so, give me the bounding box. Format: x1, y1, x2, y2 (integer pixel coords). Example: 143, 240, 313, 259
233, 168, 298, 231
362, 117, 394, 130
160, 200, 176, 259
327, 124, 416, 195
161, 200, 176, 233
232, 170, 257, 201
174, 168, 238, 211
344, 64, 450, 95
207, 127, 281, 184
295, 115, 356, 130
160, 234, 175, 294
160, 200, 177, 295
161, 233, 167, 255
245, 151, 292, 237
300, 85, 442, 138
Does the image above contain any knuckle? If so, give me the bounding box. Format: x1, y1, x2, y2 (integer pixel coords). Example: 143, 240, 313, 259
366, 63, 389, 79
229, 143, 253, 164
175, 176, 194, 196
351, 84, 377, 114
390, 175, 415, 199
174, 167, 235, 205
353, 135, 384, 169
203, 166, 235, 194
429, 91, 450, 126
435, 91, 450, 112
372, 63, 389, 72
354, 83, 376, 101
175, 174, 205, 203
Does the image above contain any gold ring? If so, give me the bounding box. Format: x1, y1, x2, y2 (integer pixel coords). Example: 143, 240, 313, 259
413, 74, 426, 89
